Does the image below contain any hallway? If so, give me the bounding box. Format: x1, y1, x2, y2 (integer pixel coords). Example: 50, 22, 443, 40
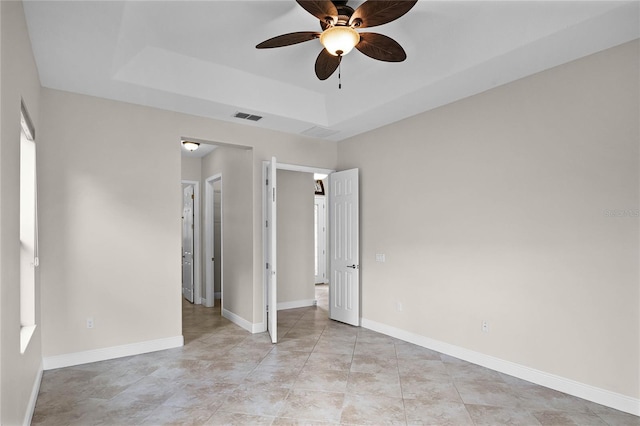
32, 285, 637, 425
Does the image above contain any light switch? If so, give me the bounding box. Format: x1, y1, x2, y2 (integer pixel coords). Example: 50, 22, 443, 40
376, 254, 386, 263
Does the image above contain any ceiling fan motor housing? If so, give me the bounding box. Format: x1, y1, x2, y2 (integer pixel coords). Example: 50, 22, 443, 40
321, 3, 355, 29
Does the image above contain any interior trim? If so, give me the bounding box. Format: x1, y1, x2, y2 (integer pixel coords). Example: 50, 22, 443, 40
362, 318, 640, 416
277, 299, 316, 311
42, 336, 184, 370
23, 361, 43, 426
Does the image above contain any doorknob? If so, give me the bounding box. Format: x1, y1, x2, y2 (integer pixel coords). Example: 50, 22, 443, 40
347, 264, 359, 269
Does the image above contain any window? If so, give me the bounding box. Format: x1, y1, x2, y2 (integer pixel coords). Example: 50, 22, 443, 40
20, 102, 38, 354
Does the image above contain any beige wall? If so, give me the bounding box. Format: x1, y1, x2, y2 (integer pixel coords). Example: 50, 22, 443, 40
338, 40, 639, 399
200, 145, 253, 319
39, 89, 183, 355
277, 170, 315, 306
181, 156, 201, 183
37, 85, 337, 360
0, 1, 43, 424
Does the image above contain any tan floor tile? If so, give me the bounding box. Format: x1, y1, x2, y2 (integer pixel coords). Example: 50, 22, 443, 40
279, 389, 345, 423
341, 393, 406, 425
220, 384, 290, 417
466, 403, 542, 425
404, 398, 474, 426
139, 404, 216, 425
350, 353, 398, 373
347, 370, 403, 398
204, 411, 275, 425
304, 351, 353, 371
294, 367, 349, 392
532, 410, 609, 425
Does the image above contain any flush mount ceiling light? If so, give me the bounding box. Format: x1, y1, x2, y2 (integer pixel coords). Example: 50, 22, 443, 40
182, 141, 200, 151
314, 173, 328, 180
256, 0, 417, 87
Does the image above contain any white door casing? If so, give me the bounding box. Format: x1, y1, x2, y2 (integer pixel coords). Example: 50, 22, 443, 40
266, 157, 278, 343
329, 169, 360, 326
182, 184, 195, 303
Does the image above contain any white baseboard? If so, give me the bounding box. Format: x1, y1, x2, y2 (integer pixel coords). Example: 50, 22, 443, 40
42, 335, 184, 370
23, 361, 43, 426
222, 308, 266, 333
361, 318, 640, 416
277, 299, 316, 311
252, 321, 267, 333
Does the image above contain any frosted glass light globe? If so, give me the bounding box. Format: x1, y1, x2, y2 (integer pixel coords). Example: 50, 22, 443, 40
320, 26, 360, 56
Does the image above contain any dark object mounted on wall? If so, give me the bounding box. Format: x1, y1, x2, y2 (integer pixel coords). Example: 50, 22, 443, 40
315, 180, 325, 195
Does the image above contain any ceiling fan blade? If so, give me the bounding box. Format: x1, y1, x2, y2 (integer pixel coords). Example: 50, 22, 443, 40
296, 0, 338, 26
356, 32, 407, 62
349, 0, 418, 29
315, 49, 340, 80
256, 32, 321, 49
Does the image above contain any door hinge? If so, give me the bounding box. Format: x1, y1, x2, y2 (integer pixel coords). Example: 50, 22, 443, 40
266, 262, 269, 270
266, 178, 269, 186
191, 194, 194, 200
266, 220, 268, 228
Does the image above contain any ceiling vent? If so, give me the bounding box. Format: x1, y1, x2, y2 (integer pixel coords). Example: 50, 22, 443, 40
234, 111, 262, 122
301, 126, 339, 139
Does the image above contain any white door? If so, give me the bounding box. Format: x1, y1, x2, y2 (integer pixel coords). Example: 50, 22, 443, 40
314, 196, 327, 284
182, 185, 195, 303
266, 157, 278, 343
329, 169, 360, 326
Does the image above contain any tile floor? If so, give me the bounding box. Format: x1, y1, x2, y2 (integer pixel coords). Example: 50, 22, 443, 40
32, 285, 639, 425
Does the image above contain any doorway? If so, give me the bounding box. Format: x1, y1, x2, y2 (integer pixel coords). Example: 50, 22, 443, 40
181, 181, 200, 303
264, 160, 360, 343
314, 195, 327, 284
205, 175, 222, 308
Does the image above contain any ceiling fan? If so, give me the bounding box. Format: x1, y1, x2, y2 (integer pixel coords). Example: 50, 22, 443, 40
256, 0, 418, 83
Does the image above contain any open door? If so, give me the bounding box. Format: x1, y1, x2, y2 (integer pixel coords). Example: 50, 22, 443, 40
329, 169, 360, 326
182, 184, 195, 303
266, 157, 278, 343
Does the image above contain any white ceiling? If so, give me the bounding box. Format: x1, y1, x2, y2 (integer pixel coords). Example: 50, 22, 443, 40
23, 1, 639, 143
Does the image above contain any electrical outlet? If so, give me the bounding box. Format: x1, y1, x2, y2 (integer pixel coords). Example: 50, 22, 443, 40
481, 320, 489, 333
86, 317, 94, 329
376, 253, 386, 263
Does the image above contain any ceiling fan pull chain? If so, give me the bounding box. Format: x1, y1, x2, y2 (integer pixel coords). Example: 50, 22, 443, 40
338, 54, 342, 89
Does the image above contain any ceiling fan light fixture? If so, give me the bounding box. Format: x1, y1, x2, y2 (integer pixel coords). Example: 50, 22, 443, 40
320, 26, 360, 56
182, 141, 200, 151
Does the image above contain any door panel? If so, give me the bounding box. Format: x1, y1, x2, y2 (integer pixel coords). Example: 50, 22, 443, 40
266, 157, 278, 343
329, 169, 359, 326
314, 196, 327, 284
182, 185, 195, 303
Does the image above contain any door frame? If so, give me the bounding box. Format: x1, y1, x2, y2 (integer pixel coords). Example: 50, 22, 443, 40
262, 161, 335, 333
181, 180, 201, 304
205, 174, 222, 309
